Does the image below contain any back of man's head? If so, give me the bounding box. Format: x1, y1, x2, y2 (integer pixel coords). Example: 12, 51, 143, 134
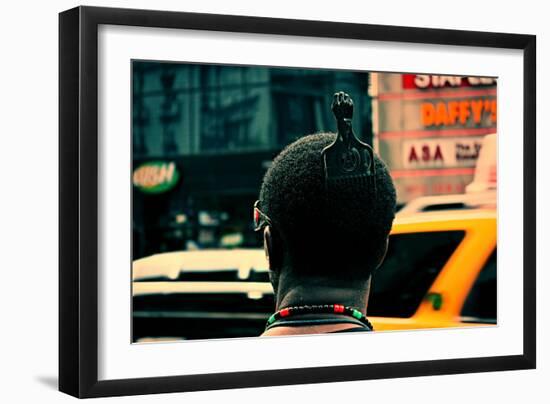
258, 132, 396, 281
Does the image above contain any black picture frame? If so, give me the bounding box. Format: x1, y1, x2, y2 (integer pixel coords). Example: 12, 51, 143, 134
59, 5, 536, 398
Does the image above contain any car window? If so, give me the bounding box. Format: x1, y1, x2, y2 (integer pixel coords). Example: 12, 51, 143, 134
422, 202, 468, 212
460, 249, 497, 323
368, 231, 465, 318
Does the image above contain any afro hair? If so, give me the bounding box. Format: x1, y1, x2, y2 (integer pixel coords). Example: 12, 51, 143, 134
258, 133, 396, 279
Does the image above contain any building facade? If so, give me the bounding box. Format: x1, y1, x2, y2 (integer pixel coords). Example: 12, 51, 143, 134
370, 73, 497, 204
132, 62, 371, 258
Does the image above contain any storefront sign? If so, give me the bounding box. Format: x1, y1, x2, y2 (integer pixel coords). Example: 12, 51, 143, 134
402, 137, 484, 169
133, 161, 179, 194
371, 72, 496, 203
402, 74, 497, 89
421, 99, 497, 127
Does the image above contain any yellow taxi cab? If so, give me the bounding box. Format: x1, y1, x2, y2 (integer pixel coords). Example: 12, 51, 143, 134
370, 132, 497, 330
369, 208, 496, 331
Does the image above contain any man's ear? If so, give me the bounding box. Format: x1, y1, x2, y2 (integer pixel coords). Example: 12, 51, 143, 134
263, 225, 282, 272
376, 237, 390, 270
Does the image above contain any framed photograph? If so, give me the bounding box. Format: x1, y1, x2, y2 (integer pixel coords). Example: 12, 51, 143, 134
59, 6, 536, 398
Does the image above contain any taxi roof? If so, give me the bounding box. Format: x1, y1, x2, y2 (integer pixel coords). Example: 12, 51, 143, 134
393, 208, 496, 227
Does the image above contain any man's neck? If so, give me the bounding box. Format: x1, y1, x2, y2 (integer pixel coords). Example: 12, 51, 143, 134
275, 284, 369, 311
261, 278, 371, 337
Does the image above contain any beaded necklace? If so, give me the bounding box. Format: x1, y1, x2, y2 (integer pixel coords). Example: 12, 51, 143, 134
265, 304, 373, 331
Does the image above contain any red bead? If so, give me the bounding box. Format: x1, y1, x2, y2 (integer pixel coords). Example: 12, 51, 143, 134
334, 305, 344, 313
280, 308, 290, 317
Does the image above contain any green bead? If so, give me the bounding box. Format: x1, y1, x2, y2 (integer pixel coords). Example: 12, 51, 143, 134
267, 314, 276, 324
352, 310, 362, 320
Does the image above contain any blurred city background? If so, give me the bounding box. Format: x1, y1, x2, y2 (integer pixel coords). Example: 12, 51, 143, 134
132, 61, 497, 342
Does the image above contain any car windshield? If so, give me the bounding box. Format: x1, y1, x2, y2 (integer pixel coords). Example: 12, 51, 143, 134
368, 231, 465, 318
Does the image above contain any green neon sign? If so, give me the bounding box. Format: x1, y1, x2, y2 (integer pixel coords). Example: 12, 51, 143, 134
132, 161, 180, 194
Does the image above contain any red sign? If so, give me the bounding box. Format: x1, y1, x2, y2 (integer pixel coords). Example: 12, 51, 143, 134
402, 74, 497, 90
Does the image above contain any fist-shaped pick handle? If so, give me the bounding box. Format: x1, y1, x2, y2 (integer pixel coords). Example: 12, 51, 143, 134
331, 91, 354, 121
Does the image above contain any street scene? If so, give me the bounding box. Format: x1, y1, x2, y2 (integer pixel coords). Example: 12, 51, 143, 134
131, 61, 497, 342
